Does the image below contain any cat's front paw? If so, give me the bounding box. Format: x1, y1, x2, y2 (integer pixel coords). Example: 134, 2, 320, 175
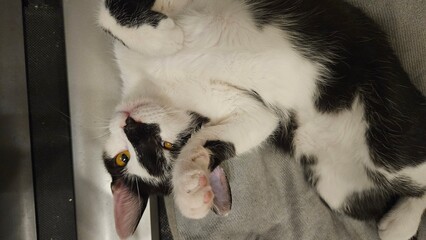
172, 147, 214, 219
378, 199, 421, 240
98, 5, 184, 56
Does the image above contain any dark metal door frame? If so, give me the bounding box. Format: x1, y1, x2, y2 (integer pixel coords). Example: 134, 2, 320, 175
0, 0, 36, 239
1, 0, 166, 239
22, 0, 77, 239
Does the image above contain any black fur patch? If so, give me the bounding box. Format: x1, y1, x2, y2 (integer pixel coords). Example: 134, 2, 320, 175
270, 112, 298, 155
204, 140, 236, 170
410, 235, 419, 240
105, 0, 167, 28
343, 189, 399, 221
170, 112, 210, 159
123, 117, 167, 177
343, 169, 425, 220
366, 169, 425, 197
300, 155, 319, 187
364, 81, 426, 170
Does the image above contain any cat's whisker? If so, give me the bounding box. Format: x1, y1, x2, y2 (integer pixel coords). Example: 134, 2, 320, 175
127, 176, 134, 193
92, 132, 110, 140
135, 176, 142, 207
58, 112, 112, 131
89, 126, 111, 130
44, 102, 112, 128
158, 105, 184, 114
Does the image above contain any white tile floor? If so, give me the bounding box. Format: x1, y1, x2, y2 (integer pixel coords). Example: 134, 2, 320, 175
63, 0, 152, 239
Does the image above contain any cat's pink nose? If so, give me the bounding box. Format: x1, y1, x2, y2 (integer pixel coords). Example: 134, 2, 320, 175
121, 111, 130, 117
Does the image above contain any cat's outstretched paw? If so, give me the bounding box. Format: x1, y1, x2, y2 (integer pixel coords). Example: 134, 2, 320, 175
173, 147, 214, 219
378, 198, 422, 240
98, 5, 184, 56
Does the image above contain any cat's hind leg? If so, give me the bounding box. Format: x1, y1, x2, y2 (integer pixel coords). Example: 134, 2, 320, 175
378, 195, 426, 240
98, 0, 189, 56
379, 162, 426, 240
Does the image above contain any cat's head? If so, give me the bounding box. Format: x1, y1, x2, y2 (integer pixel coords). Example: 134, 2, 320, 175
103, 98, 213, 238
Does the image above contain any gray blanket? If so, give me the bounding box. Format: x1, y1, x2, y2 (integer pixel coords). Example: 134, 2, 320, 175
164, 1, 426, 239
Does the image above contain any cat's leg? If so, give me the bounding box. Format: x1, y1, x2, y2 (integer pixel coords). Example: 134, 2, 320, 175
378, 195, 426, 240
379, 164, 426, 240
172, 102, 282, 218
98, 0, 191, 56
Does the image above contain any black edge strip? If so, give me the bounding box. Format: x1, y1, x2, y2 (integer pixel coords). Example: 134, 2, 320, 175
150, 195, 161, 240
152, 195, 174, 240
22, 0, 78, 239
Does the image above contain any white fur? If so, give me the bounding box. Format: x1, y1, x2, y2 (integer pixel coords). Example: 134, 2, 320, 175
99, 1, 426, 238
379, 195, 426, 240
295, 97, 376, 209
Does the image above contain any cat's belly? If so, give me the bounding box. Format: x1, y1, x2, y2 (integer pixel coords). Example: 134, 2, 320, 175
294, 97, 376, 211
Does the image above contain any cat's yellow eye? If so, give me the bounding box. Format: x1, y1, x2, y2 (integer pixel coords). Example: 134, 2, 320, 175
115, 150, 130, 167
162, 141, 174, 150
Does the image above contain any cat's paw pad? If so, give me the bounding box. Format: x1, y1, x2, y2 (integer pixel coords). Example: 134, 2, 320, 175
378, 203, 420, 240
174, 170, 213, 219
173, 147, 213, 219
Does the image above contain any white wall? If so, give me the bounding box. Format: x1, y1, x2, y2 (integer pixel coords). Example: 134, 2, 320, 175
63, 0, 151, 239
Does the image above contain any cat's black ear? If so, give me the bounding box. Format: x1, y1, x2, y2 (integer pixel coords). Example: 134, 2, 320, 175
210, 166, 232, 216
111, 179, 148, 239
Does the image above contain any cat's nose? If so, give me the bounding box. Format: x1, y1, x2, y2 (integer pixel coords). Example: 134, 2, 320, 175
125, 117, 137, 126
123, 117, 138, 136
123, 117, 142, 144
123, 117, 160, 147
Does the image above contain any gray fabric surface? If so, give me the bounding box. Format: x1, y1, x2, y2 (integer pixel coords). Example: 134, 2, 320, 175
164, 1, 426, 239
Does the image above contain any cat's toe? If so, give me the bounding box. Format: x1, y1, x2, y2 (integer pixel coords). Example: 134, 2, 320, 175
173, 146, 213, 219
174, 170, 213, 219
181, 171, 207, 193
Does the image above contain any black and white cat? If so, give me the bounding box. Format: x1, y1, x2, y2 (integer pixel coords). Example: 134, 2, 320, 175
98, 0, 426, 239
